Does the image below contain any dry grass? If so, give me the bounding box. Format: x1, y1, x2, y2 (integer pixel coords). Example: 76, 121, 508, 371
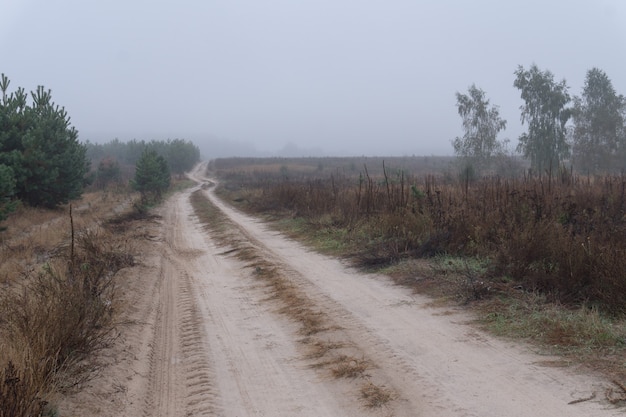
0, 189, 134, 286
0, 350, 53, 417
606, 380, 626, 405
0, 186, 139, 417
360, 381, 394, 408
0, 225, 135, 414
330, 355, 370, 379
0, 177, 192, 416
304, 340, 345, 359
214, 160, 626, 314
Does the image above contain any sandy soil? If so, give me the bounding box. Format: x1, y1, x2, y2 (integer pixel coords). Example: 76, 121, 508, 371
59, 166, 622, 417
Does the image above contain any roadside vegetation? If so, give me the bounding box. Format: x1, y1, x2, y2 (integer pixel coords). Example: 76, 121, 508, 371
0, 171, 195, 416
0, 73, 200, 416
210, 157, 626, 390
0, 190, 135, 416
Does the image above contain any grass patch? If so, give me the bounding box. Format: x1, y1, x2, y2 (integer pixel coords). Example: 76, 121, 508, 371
305, 340, 345, 359
190, 189, 229, 236
270, 216, 351, 256
480, 295, 626, 353
330, 356, 370, 379
360, 382, 393, 408
381, 255, 626, 379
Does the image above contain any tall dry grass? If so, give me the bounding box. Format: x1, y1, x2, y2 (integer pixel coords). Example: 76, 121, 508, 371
215, 161, 626, 315
0, 187, 136, 417
0, 226, 134, 416
0, 190, 133, 286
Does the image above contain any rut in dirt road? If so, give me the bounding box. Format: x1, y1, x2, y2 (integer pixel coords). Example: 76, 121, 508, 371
142, 202, 222, 417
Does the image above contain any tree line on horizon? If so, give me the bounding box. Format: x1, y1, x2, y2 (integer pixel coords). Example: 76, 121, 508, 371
86, 137, 201, 204
86, 137, 200, 175
453, 65, 626, 177
86, 138, 201, 186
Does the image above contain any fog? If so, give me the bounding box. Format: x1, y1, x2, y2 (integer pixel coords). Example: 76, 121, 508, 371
2, 0, 626, 158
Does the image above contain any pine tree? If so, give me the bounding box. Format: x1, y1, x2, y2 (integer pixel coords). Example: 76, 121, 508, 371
165, 138, 201, 175
0, 75, 90, 208
571, 68, 626, 173
133, 149, 170, 203
95, 156, 121, 189
0, 164, 17, 229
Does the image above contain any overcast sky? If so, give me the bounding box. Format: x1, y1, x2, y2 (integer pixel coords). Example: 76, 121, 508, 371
2, 1, 626, 157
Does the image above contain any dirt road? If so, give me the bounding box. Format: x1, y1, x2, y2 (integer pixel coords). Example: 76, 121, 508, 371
61, 166, 620, 416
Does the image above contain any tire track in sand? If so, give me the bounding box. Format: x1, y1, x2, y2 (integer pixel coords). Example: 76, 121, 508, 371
141, 200, 223, 417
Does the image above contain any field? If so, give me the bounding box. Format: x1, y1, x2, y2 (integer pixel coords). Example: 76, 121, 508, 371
212, 157, 626, 308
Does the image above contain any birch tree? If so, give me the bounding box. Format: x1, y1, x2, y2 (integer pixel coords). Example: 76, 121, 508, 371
452, 85, 507, 175
571, 68, 626, 173
514, 64, 572, 174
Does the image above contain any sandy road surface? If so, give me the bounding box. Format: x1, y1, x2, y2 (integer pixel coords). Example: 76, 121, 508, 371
61, 167, 621, 417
